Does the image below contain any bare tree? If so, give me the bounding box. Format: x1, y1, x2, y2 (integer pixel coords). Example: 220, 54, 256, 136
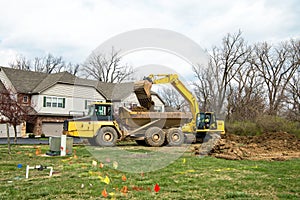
226, 64, 265, 121
9, 53, 81, 75
65, 63, 81, 76
157, 86, 187, 111
192, 64, 213, 112
285, 69, 300, 121
251, 40, 299, 115
83, 48, 133, 83
0, 89, 36, 144
32, 54, 65, 73
193, 31, 251, 116
9, 55, 31, 71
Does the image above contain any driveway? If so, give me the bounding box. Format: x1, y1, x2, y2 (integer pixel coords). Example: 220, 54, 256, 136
0, 137, 84, 145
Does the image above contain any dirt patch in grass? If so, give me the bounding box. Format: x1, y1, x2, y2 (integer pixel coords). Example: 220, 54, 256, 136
208, 132, 300, 161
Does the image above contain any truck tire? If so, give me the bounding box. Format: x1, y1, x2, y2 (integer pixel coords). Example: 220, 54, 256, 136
88, 137, 97, 146
166, 128, 184, 146
145, 127, 165, 147
95, 127, 118, 147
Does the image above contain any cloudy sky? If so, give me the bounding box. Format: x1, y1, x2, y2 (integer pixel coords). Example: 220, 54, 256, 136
0, 0, 299, 76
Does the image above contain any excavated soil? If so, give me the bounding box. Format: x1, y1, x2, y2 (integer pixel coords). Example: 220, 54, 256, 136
205, 132, 300, 161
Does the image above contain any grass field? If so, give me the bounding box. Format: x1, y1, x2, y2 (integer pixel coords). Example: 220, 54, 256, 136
0, 144, 299, 199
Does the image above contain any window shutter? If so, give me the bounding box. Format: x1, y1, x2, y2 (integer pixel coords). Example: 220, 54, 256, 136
62, 98, 65, 108
43, 96, 46, 107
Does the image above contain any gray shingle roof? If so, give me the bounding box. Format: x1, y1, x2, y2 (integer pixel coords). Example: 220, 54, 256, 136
0, 66, 134, 101
32, 72, 77, 93
97, 82, 134, 101
0, 80, 6, 93
1, 67, 47, 93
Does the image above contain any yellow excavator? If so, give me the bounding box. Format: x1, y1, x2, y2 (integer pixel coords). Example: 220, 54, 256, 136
63, 74, 225, 147
144, 74, 225, 141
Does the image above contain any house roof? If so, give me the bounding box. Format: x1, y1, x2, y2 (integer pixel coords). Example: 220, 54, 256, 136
32, 71, 77, 93
0, 67, 47, 93
0, 66, 134, 101
0, 80, 6, 93
98, 82, 134, 101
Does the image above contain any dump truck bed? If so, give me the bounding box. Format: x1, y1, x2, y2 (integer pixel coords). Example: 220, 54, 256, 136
119, 107, 192, 129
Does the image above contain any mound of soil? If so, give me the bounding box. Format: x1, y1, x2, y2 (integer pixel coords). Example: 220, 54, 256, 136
209, 132, 300, 161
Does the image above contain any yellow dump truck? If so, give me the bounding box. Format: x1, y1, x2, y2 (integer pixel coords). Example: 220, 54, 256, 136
63, 74, 225, 147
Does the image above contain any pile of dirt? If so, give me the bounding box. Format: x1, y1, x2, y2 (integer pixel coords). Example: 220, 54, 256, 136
209, 132, 300, 161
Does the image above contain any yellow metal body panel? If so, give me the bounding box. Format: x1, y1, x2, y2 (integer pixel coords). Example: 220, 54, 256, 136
196, 120, 225, 134
64, 120, 122, 138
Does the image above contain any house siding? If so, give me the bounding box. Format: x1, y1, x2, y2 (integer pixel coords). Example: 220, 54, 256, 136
42, 84, 104, 98
31, 84, 105, 115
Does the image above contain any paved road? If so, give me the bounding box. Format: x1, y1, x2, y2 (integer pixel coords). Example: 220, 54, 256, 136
0, 137, 84, 145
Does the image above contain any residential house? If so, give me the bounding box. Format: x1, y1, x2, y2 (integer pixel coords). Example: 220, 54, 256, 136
0, 66, 165, 137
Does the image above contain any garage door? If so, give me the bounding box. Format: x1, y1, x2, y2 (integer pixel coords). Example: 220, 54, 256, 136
42, 122, 64, 137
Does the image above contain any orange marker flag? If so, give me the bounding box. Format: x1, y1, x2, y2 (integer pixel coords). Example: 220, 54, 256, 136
154, 183, 160, 193
122, 175, 127, 181
35, 147, 41, 155
101, 189, 108, 198
121, 186, 128, 195
99, 162, 104, 168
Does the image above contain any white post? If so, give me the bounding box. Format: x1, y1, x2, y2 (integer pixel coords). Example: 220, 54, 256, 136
60, 135, 67, 156
26, 165, 29, 179
49, 167, 53, 177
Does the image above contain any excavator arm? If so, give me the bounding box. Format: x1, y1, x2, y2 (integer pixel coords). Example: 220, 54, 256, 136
147, 74, 199, 133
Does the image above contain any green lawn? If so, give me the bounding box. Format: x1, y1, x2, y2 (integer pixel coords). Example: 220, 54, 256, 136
0, 144, 299, 199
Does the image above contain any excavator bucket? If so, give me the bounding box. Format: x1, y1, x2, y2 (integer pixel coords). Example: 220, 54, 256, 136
134, 79, 154, 110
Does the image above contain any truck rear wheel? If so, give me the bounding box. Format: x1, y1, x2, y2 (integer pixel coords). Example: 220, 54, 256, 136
166, 128, 184, 146
145, 127, 165, 147
95, 127, 118, 147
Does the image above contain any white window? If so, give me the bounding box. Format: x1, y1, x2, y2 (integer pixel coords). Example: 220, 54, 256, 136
46, 97, 52, 107
58, 98, 64, 108
52, 97, 57, 107
44, 96, 65, 108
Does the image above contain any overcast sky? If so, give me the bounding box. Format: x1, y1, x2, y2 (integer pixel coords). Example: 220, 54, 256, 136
0, 0, 299, 75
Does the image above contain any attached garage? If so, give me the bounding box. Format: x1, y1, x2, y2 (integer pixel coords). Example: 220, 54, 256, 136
42, 122, 63, 137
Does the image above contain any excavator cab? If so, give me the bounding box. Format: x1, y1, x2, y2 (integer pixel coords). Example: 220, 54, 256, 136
196, 112, 217, 131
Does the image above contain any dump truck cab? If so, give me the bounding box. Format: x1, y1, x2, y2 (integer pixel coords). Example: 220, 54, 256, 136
88, 102, 113, 121
63, 102, 123, 146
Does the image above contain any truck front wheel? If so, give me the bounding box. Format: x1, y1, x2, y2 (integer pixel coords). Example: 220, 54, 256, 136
145, 127, 165, 147
95, 127, 118, 147
166, 128, 184, 146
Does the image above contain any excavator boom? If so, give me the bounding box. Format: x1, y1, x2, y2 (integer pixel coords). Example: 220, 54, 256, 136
134, 74, 199, 132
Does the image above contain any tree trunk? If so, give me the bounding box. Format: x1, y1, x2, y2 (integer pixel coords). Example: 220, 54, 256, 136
6, 123, 11, 154
13, 125, 17, 144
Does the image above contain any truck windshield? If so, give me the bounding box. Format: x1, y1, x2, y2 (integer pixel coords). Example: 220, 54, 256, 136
88, 104, 112, 117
